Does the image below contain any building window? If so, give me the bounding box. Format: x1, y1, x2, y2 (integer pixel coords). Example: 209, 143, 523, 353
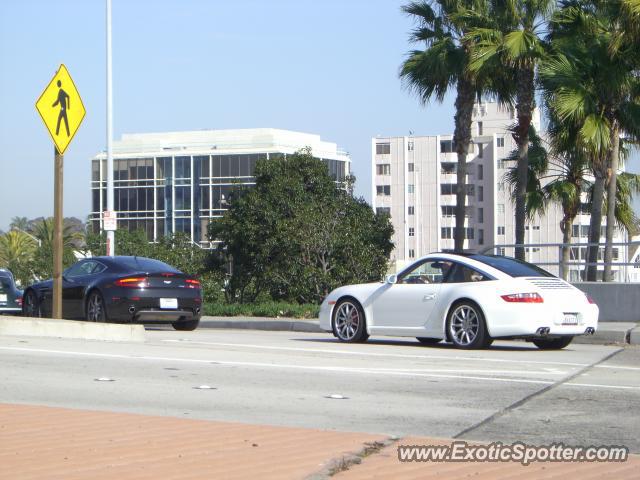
478, 121, 483, 136
408, 184, 415, 194
497, 137, 505, 148
376, 143, 391, 155
441, 206, 455, 217
478, 186, 484, 202
376, 164, 391, 175
408, 141, 414, 151
478, 164, 483, 180
441, 227, 453, 239
441, 162, 456, 174
408, 162, 415, 172
376, 185, 391, 196
409, 227, 415, 237
376, 207, 390, 216
498, 204, 505, 214
498, 247, 506, 256
440, 140, 454, 153
497, 226, 505, 235
409, 249, 415, 258
478, 143, 484, 158
478, 207, 484, 223
408, 206, 415, 215
479, 229, 484, 245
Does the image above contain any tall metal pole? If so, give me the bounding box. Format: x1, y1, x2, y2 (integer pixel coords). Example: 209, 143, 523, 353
106, 0, 115, 256
52, 146, 64, 319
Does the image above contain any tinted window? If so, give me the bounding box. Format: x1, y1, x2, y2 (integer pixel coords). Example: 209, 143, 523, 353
445, 263, 490, 283
115, 257, 180, 273
0, 277, 12, 291
469, 255, 554, 278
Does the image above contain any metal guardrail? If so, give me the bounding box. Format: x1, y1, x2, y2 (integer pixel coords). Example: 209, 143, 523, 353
479, 241, 640, 282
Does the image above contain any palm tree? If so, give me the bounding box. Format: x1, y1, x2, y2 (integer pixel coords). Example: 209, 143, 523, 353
400, 0, 510, 252
0, 230, 37, 285
468, 0, 553, 260
541, 0, 640, 280
9, 216, 30, 232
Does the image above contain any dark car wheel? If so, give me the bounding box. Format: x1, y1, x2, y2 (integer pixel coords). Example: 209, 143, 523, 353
447, 300, 492, 349
86, 291, 107, 322
416, 337, 441, 345
172, 318, 200, 331
23, 290, 41, 318
332, 298, 369, 343
532, 336, 573, 350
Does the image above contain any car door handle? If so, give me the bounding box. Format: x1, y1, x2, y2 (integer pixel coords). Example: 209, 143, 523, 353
423, 294, 436, 301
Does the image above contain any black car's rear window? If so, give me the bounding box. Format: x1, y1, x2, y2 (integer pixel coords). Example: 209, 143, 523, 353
115, 257, 180, 273
469, 255, 554, 278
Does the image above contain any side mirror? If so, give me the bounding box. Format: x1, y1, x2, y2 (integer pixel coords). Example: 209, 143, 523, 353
385, 274, 398, 284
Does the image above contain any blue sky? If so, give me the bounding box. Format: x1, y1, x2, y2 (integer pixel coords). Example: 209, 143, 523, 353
0, 0, 638, 231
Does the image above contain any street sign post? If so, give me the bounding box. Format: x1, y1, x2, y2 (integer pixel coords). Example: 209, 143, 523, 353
35, 65, 85, 319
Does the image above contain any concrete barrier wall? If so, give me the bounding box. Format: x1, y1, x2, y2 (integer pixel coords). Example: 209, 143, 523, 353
572, 283, 640, 322
0, 316, 145, 342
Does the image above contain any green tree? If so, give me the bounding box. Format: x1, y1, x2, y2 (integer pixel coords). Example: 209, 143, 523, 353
469, 0, 552, 260
209, 149, 394, 304
540, 0, 640, 280
9, 216, 30, 232
0, 230, 37, 286
400, 0, 509, 252
28, 218, 82, 280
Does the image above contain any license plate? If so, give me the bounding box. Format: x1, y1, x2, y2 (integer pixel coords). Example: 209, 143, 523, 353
160, 298, 178, 309
0, 294, 7, 303
562, 313, 578, 325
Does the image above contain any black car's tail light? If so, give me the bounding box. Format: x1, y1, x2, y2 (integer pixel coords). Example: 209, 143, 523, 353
186, 279, 201, 289
115, 277, 149, 288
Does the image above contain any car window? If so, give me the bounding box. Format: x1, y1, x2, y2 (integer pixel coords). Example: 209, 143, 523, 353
398, 259, 453, 284
445, 263, 490, 283
469, 254, 554, 277
66, 261, 99, 277
116, 257, 179, 273
0, 278, 11, 291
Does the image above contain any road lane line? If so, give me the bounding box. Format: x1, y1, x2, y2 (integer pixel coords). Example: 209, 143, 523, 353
564, 382, 640, 390
159, 339, 599, 368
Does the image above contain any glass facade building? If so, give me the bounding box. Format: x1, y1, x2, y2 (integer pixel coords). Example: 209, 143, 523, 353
91, 129, 350, 247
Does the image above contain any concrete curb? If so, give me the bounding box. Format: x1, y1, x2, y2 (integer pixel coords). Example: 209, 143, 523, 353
200, 316, 323, 333
0, 315, 145, 342
200, 316, 637, 345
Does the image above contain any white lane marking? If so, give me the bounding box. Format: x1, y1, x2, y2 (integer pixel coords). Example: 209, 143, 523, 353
564, 383, 640, 391
0, 346, 555, 385
160, 339, 601, 368
593, 365, 640, 372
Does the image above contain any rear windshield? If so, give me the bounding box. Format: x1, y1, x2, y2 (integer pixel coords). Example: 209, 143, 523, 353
115, 257, 180, 273
0, 278, 11, 291
469, 255, 555, 278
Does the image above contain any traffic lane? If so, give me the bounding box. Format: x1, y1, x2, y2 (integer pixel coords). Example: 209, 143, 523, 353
461, 347, 640, 452
0, 332, 625, 439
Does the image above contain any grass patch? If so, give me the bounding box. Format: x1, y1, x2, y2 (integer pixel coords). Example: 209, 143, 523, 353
203, 302, 319, 319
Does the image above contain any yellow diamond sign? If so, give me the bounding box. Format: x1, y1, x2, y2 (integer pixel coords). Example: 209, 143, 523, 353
35, 64, 86, 155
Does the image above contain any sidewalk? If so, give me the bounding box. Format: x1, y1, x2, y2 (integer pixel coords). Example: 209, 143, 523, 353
199, 316, 640, 345
1, 404, 637, 480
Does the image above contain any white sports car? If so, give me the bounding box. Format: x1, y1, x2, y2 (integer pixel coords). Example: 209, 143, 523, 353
319, 253, 598, 350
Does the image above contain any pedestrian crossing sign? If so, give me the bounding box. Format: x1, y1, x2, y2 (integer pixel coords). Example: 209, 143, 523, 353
35, 64, 86, 155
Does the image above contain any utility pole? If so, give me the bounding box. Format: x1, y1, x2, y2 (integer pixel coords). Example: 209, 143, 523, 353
106, 0, 115, 256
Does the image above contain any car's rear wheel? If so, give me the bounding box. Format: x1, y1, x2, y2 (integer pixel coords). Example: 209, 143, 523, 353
532, 336, 573, 350
447, 301, 492, 349
332, 299, 369, 343
23, 290, 41, 318
86, 291, 107, 322
416, 337, 441, 345
172, 318, 200, 331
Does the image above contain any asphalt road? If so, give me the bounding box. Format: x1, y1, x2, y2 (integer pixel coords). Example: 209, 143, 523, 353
1, 328, 638, 452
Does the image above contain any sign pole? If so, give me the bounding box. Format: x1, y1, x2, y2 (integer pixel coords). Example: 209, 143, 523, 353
106, 0, 115, 256
52, 146, 64, 319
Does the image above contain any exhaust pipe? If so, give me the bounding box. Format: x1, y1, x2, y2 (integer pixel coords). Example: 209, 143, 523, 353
128, 306, 136, 314
195, 307, 201, 315
536, 327, 550, 335
584, 327, 595, 335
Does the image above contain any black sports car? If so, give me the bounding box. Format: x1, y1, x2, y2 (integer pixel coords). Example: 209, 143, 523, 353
22, 256, 202, 331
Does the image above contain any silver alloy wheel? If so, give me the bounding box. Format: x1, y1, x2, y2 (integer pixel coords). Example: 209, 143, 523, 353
334, 301, 360, 341
87, 292, 104, 322
449, 304, 480, 346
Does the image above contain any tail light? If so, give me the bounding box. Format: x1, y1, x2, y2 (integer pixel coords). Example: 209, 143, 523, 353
586, 294, 596, 304
115, 277, 149, 288
16, 297, 22, 307
501, 292, 544, 303
186, 279, 200, 289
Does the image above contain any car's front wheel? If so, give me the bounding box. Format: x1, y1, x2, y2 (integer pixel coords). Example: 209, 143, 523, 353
332, 299, 369, 343
86, 291, 107, 322
447, 301, 492, 349
23, 290, 41, 318
532, 336, 573, 350
172, 318, 200, 331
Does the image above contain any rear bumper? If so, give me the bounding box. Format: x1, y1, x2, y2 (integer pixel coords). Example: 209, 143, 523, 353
105, 294, 201, 323
0, 307, 22, 314
134, 309, 199, 322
